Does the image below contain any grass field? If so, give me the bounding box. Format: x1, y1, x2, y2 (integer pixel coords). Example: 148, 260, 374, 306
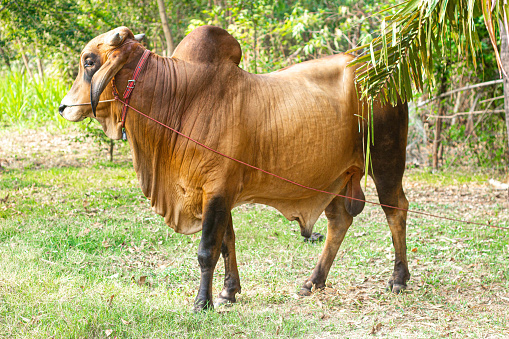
1, 129, 508, 338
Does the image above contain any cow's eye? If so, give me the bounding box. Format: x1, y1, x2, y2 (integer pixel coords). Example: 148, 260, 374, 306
84, 59, 94, 68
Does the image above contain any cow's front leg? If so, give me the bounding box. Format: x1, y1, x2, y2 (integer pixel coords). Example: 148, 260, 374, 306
300, 195, 353, 296
215, 214, 241, 307
194, 196, 229, 312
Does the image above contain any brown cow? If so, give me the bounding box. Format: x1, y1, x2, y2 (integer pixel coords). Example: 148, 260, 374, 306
59, 26, 409, 311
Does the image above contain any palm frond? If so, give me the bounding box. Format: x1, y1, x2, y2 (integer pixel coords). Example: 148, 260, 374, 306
348, 0, 508, 106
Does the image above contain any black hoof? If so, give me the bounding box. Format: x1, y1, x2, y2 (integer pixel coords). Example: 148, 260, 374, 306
304, 232, 325, 243
193, 299, 214, 313
386, 282, 406, 294
391, 283, 406, 294
299, 280, 325, 296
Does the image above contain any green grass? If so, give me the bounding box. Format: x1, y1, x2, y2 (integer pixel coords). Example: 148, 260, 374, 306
0, 71, 71, 128
1, 159, 508, 337
405, 169, 491, 185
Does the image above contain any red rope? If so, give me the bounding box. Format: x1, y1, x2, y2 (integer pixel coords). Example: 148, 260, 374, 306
118, 49, 152, 128
114, 97, 509, 231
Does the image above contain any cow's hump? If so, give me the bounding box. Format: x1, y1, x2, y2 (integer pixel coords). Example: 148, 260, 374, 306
172, 25, 241, 65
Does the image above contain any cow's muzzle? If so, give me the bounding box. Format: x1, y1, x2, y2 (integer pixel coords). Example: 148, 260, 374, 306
59, 104, 67, 116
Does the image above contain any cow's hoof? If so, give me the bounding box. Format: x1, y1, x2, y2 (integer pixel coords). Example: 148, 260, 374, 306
303, 232, 325, 243
193, 299, 214, 313
299, 280, 314, 296
386, 282, 406, 294
298, 288, 312, 296
391, 284, 406, 294
213, 297, 235, 308
299, 280, 325, 296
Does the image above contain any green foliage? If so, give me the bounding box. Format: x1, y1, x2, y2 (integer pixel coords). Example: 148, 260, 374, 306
442, 112, 508, 170
187, 0, 393, 73
0, 70, 70, 128
350, 0, 508, 105
1, 0, 86, 45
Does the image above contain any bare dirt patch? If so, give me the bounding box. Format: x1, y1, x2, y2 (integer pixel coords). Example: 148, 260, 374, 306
0, 128, 131, 170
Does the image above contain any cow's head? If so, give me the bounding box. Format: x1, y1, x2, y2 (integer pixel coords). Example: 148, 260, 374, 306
59, 27, 145, 139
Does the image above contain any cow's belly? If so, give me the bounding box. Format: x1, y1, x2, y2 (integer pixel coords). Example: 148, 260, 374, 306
229, 103, 365, 233
236, 156, 364, 235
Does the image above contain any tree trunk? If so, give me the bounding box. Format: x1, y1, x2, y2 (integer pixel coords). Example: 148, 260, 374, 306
432, 113, 443, 170
21, 53, 33, 79
18, 40, 34, 81
109, 140, 114, 162
432, 71, 448, 171
501, 21, 509, 161
35, 38, 44, 80
159, 35, 166, 57
465, 92, 480, 137
451, 89, 462, 125
156, 0, 175, 56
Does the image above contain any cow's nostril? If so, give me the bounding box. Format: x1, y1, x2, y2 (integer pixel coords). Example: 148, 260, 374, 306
59, 104, 67, 116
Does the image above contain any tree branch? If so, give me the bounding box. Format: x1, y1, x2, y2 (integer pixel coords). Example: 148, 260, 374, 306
425, 109, 505, 119
417, 80, 504, 107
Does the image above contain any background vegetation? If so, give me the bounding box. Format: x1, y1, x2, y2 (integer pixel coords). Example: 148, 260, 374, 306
0, 0, 508, 172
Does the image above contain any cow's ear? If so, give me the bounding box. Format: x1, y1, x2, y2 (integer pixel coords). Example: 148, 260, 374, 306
90, 49, 129, 116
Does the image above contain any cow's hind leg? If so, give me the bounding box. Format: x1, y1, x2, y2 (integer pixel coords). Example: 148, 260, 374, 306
370, 98, 409, 293
373, 179, 410, 293
214, 215, 241, 306
194, 196, 229, 312
299, 195, 353, 296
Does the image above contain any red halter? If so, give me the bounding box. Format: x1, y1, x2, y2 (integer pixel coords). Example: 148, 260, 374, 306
111, 49, 151, 140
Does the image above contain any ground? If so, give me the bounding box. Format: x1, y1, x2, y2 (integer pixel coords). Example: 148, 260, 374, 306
0, 128, 508, 338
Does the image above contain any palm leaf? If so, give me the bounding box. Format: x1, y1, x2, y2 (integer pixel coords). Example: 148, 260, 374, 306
347, 0, 509, 166
349, 0, 508, 105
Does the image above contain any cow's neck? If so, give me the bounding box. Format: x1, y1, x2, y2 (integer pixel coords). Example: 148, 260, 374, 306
118, 53, 172, 196
120, 53, 213, 207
